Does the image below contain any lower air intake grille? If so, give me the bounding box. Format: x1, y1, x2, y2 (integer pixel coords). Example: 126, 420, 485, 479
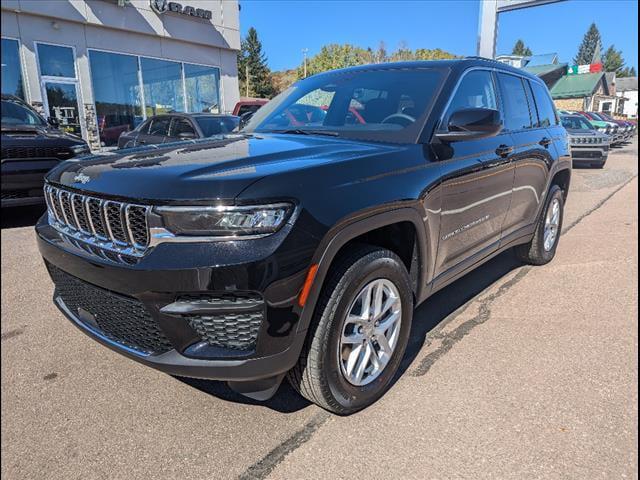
188, 312, 263, 351
181, 294, 265, 351
47, 264, 173, 355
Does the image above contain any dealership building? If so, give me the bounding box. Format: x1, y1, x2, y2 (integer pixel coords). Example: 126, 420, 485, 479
1, 0, 240, 149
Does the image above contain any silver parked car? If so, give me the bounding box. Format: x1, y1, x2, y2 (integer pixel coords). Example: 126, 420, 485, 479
560, 114, 610, 168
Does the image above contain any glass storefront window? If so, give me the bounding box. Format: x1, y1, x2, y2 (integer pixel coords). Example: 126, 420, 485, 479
1, 38, 24, 99
140, 58, 184, 116
36, 43, 76, 78
87, 49, 223, 147
184, 63, 220, 113
89, 51, 143, 146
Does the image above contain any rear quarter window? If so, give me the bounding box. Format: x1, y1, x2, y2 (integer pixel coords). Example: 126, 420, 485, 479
530, 81, 558, 128
496, 73, 533, 131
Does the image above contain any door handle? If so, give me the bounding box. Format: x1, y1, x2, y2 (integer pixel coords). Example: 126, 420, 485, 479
539, 137, 552, 148
495, 144, 513, 157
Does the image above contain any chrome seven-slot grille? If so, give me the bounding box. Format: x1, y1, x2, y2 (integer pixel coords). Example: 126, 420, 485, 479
44, 184, 150, 257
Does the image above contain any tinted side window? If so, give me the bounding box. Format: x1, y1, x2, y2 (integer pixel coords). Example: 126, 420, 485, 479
148, 117, 171, 136
497, 73, 532, 131
238, 105, 259, 116
444, 70, 497, 124
530, 81, 558, 127
171, 118, 196, 137
137, 119, 152, 134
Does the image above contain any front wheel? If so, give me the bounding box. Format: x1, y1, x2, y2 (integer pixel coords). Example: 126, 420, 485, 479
288, 246, 413, 415
515, 184, 564, 265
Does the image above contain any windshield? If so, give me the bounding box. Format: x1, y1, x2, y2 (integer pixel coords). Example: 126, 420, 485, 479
589, 112, 607, 122
1, 100, 46, 127
561, 116, 593, 130
243, 67, 445, 143
597, 112, 614, 121
195, 116, 240, 137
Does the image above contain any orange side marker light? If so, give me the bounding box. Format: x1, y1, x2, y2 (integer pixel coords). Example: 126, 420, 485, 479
298, 264, 319, 307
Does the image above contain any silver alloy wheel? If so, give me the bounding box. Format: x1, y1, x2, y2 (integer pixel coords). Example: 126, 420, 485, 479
338, 278, 402, 386
544, 198, 561, 251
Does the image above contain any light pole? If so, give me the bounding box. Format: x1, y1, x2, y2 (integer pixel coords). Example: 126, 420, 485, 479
302, 48, 308, 78
245, 64, 249, 97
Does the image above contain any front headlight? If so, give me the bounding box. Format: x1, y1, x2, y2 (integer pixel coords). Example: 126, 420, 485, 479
156, 203, 294, 237
70, 144, 91, 156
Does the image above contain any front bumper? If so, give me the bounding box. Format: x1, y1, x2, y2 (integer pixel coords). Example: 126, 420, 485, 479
36, 214, 318, 384
1, 158, 59, 207
570, 144, 609, 165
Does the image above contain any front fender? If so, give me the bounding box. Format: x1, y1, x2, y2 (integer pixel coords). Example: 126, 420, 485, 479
294, 206, 431, 334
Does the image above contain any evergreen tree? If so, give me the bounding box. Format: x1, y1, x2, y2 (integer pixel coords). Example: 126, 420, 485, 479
512, 39, 532, 56
603, 45, 625, 74
618, 66, 637, 78
237, 27, 276, 98
574, 23, 602, 64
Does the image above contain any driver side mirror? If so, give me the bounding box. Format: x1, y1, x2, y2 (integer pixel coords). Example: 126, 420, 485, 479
47, 117, 59, 128
435, 108, 502, 143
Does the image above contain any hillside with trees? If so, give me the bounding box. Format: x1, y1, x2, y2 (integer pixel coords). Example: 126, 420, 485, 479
238, 33, 461, 97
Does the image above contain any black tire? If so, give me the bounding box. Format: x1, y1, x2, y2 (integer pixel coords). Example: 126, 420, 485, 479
287, 245, 413, 415
515, 184, 564, 265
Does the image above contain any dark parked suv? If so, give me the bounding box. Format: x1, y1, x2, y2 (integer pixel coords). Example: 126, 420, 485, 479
36, 58, 571, 414
117, 113, 240, 149
2, 95, 90, 207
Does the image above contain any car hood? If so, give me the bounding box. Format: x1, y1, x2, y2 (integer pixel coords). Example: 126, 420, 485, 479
1, 124, 86, 147
46, 134, 403, 202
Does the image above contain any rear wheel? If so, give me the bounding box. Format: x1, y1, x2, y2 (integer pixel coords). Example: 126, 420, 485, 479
288, 246, 413, 415
515, 184, 564, 265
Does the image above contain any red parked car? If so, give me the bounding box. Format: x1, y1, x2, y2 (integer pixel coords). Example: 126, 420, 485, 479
232, 97, 269, 117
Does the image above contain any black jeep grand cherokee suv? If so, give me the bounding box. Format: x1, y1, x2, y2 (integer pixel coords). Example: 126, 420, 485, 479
2, 95, 90, 208
36, 58, 570, 414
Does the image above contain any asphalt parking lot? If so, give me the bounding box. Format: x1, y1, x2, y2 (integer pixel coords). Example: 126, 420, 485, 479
2, 139, 638, 480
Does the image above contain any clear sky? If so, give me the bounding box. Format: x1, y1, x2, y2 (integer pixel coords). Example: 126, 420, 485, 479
239, 0, 638, 72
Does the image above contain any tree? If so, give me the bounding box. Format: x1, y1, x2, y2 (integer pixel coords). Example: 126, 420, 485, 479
374, 41, 388, 64
271, 69, 298, 93
603, 45, 625, 74
390, 41, 414, 62
574, 23, 602, 64
512, 39, 532, 56
414, 48, 460, 60
297, 44, 370, 77
237, 27, 276, 98
291, 42, 459, 79
618, 66, 637, 78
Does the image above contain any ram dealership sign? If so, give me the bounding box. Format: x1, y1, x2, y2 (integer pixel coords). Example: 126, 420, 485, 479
150, 0, 212, 19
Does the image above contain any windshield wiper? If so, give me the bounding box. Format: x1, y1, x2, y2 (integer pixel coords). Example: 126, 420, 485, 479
270, 129, 339, 137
